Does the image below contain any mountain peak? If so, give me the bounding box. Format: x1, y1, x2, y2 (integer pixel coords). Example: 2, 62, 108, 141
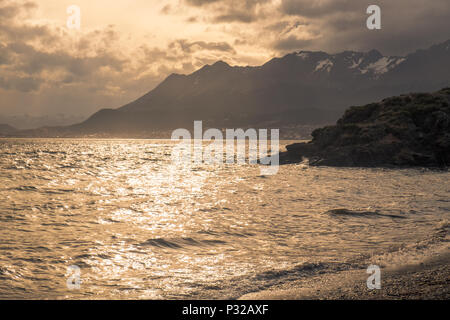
365, 49, 383, 59
194, 60, 231, 75
211, 60, 231, 68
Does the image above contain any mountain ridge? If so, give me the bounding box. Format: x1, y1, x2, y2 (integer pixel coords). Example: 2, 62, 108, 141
6, 39, 450, 138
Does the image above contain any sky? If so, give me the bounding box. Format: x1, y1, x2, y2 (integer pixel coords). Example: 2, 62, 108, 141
0, 0, 449, 122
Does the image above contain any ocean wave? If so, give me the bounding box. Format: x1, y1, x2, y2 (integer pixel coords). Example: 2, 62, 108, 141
194, 222, 450, 299
138, 237, 227, 249
11, 186, 38, 191
189, 260, 364, 299
324, 208, 406, 219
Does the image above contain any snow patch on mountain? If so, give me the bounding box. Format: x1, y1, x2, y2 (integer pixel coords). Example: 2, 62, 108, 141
362, 57, 406, 75
349, 57, 363, 69
364, 57, 391, 74
315, 59, 334, 72
296, 52, 310, 59
392, 57, 406, 67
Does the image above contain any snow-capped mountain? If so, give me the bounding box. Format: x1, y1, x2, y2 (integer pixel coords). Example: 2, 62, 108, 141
293, 49, 406, 77
15, 39, 450, 137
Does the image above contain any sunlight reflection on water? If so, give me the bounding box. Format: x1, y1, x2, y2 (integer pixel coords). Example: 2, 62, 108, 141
0, 139, 448, 299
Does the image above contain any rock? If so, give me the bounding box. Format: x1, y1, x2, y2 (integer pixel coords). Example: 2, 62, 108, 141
283, 88, 450, 167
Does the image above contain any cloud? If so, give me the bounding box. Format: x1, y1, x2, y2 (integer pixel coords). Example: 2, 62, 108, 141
180, 0, 449, 57
185, 0, 273, 23
0, 0, 244, 118
0, 0, 36, 20
185, 0, 222, 6
0, 23, 129, 94
182, 0, 448, 57
6, 41, 125, 75
169, 39, 236, 54
214, 11, 258, 23
274, 0, 450, 55
160, 4, 172, 14
280, 0, 358, 18
0, 75, 41, 92
272, 35, 313, 51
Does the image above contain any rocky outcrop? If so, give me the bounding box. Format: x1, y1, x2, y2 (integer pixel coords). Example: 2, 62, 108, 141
283, 88, 450, 167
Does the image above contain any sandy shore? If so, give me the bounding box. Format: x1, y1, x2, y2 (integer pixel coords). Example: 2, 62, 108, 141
240, 251, 450, 300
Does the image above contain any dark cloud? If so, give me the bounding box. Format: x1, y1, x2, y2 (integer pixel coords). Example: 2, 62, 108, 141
280, 0, 360, 18
213, 10, 260, 23
0, 23, 57, 44
0, 3, 21, 19
185, 0, 271, 23
272, 35, 313, 51
185, 0, 222, 6
267, 0, 450, 56
265, 20, 309, 34
183, 0, 450, 57
186, 16, 198, 23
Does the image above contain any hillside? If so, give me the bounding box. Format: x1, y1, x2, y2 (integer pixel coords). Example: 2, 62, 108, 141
0, 124, 17, 136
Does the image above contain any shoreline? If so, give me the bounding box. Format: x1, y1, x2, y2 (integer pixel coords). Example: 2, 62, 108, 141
239, 251, 450, 300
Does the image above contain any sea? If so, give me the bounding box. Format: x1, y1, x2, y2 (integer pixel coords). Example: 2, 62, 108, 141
0, 139, 448, 299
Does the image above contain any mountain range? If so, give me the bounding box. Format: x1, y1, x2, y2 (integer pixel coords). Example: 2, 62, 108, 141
8, 39, 450, 138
